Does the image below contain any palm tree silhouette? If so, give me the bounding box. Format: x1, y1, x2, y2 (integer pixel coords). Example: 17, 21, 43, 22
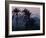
22, 8, 31, 29
22, 8, 31, 18
12, 8, 20, 27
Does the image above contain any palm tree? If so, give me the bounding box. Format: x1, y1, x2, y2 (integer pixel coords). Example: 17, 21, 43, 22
22, 8, 31, 18
12, 8, 20, 30
12, 8, 20, 15
22, 8, 31, 29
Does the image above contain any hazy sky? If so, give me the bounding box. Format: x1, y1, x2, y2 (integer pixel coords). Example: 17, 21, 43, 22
12, 7, 40, 17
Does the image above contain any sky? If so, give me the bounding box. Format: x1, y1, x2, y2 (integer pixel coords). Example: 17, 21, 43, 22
12, 7, 40, 18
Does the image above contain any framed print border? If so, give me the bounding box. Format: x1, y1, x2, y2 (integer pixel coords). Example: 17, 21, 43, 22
5, 1, 45, 37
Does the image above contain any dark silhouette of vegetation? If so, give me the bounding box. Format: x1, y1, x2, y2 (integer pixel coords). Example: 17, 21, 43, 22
22, 8, 33, 30
12, 8, 20, 31
12, 8, 40, 31
12, 8, 20, 20
22, 8, 31, 17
